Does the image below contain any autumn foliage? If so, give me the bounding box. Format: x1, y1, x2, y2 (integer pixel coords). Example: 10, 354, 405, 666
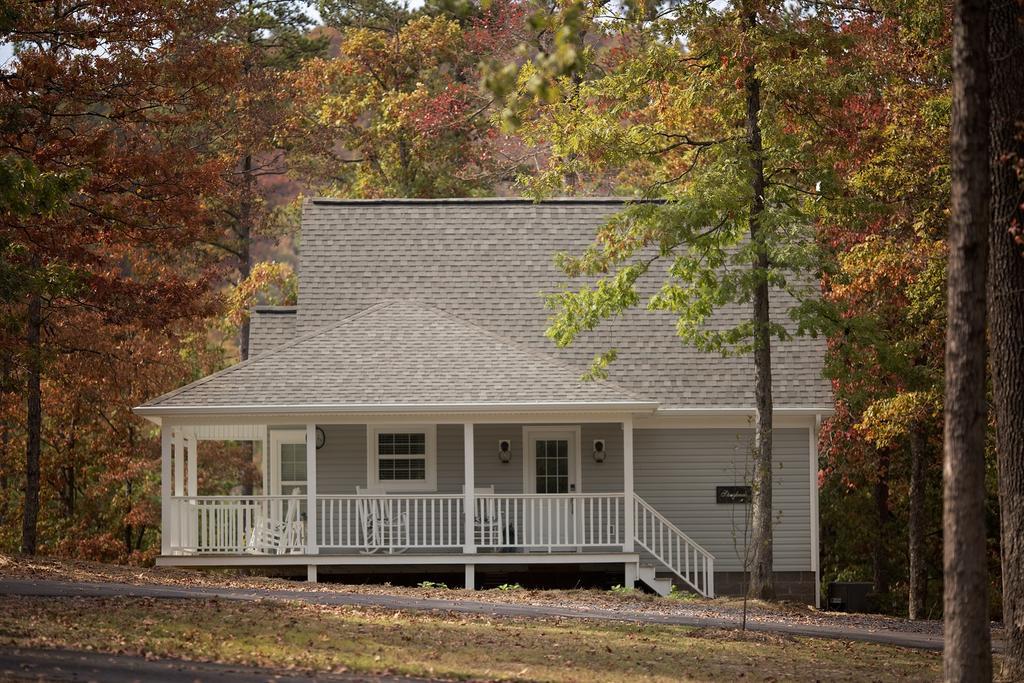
0, 1, 1021, 652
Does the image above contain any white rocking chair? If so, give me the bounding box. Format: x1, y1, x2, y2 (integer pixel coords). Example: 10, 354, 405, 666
356, 487, 408, 554
463, 485, 502, 547
245, 488, 305, 555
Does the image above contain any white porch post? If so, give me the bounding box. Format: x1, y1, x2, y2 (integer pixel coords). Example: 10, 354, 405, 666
811, 414, 822, 608
184, 432, 197, 550
160, 426, 172, 555
463, 422, 475, 556
261, 425, 270, 494
306, 422, 318, 555
185, 432, 197, 497
623, 416, 635, 553
173, 427, 184, 497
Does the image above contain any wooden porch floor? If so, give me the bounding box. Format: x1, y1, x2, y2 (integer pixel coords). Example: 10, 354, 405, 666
156, 551, 639, 568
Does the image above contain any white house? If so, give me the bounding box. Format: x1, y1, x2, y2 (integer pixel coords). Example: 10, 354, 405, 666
135, 198, 832, 603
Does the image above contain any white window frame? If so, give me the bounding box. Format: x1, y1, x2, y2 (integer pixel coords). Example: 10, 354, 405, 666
366, 425, 437, 493
270, 429, 308, 496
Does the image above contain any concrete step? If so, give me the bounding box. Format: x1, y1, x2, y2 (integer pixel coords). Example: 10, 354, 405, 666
637, 564, 673, 597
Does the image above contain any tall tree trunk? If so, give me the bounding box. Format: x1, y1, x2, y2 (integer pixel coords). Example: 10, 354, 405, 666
123, 478, 134, 555
945, 0, 993, 678
60, 464, 75, 518
908, 427, 927, 620
238, 152, 254, 361
988, 0, 1024, 675
742, 1, 774, 600
873, 449, 891, 597
21, 290, 42, 555
123, 425, 137, 556
0, 356, 10, 528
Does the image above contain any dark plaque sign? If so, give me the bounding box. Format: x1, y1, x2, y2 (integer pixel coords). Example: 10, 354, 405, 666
716, 486, 752, 504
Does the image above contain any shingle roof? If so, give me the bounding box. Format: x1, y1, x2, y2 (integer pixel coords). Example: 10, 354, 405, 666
249, 306, 297, 357
139, 300, 652, 413
291, 198, 832, 410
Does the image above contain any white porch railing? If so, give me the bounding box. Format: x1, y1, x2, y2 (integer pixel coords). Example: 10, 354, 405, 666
167, 492, 715, 597
633, 494, 715, 597
168, 495, 306, 554
168, 493, 626, 554
474, 493, 625, 548
316, 494, 464, 550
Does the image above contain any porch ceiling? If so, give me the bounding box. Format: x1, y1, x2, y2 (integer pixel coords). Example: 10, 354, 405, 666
135, 300, 657, 419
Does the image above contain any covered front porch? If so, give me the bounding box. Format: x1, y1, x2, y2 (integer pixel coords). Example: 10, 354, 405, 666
160, 418, 637, 555
149, 414, 713, 596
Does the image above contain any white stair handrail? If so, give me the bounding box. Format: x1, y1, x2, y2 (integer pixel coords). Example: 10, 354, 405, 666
633, 493, 716, 597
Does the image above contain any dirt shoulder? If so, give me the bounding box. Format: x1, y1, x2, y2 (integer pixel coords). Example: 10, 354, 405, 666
0, 593, 945, 682
0, 554, 951, 641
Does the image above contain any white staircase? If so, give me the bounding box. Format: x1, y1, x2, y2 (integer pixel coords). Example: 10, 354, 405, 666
632, 494, 716, 597
637, 564, 674, 596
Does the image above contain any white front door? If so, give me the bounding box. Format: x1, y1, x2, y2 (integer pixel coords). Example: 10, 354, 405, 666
523, 427, 581, 547
270, 429, 308, 496
269, 430, 307, 526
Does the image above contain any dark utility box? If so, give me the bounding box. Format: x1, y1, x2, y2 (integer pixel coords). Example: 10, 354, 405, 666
827, 582, 874, 613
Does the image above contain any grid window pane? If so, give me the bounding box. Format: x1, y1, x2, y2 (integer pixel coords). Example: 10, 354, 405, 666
534, 439, 569, 494
280, 443, 307, 483
377, 433, 427, 481
378, 433, 426, 456
379, 458, 426, 481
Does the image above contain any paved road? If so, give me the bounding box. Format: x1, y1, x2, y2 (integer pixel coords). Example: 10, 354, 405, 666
0, 578, 969, 653
0, 646, 439, 683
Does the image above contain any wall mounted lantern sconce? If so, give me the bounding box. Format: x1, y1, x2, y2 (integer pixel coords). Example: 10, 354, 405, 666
498, 439, 512, 463
592, 439, 606, 463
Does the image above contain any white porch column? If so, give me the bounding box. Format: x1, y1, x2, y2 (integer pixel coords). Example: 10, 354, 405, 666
160, 426, 172, 555
624, 561, 638, 588
261, 425, 270, 494
184, 432, 197, 550
306, 423, 318, 554
623, 417, 635, 552
186, 434, 198, 496
811, 414, 822, 608
173, 427, 184, 497
463, 423, 475, 555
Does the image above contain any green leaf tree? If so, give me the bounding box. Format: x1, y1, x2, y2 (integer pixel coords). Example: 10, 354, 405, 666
492, 0, 851, 599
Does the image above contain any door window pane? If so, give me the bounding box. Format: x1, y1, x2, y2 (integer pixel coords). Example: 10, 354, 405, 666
535, 439, 569, 494
279, 443, 307, 483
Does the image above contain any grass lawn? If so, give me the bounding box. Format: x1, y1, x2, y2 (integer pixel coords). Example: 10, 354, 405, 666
0, 595, 942, 682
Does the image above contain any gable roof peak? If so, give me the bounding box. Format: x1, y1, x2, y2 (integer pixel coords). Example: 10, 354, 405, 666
136, 299, 654, 414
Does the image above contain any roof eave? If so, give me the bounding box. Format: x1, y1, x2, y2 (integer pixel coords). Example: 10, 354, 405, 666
133, 400, 661, 419
654, 406, 835, 417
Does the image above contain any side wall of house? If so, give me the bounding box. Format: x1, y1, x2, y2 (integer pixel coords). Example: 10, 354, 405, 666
312, 421, 816, 600
632, 427, 812, 573
314, 424, 811, 572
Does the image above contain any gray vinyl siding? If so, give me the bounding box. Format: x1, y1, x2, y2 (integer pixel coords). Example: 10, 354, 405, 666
580, 424, 625, 493
436, 424, 465, 493
467, 424, 528, 494
633, 427, 811, 572
315, 425, 367, 494
314, 423, 627, 495
311, 422, 812, 572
